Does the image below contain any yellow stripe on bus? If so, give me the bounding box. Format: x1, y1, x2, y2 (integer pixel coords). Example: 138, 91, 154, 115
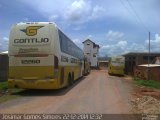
8, 66, 82, 89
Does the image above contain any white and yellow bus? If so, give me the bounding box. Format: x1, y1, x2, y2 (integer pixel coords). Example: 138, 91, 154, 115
108, 56, 125, 75
8, 22, 85, 89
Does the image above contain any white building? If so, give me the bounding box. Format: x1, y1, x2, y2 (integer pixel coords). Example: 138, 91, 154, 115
83, 39, 100, 67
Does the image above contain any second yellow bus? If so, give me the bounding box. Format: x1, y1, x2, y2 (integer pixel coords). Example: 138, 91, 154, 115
108, 56, 125, 75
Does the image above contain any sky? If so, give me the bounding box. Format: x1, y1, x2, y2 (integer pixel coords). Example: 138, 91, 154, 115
0, 0, 160, 57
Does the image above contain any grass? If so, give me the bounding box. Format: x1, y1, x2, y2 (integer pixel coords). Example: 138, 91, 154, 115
0, 95, 20, 103
0, 81, 23, 103
134, 78, 160, 89
0, 81, 8, 90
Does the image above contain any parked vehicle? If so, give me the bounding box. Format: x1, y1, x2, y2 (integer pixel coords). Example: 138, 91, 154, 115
108, 56, 125, 75
8, 22, 88, 89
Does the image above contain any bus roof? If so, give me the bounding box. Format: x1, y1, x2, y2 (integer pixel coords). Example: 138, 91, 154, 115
15, 22, 56, 26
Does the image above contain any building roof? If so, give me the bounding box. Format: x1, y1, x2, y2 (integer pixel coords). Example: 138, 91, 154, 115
2, 51, 8, 54
0, 51, 8, 55
99, 61, 109, 63
82, 39, 100, 48
138, 64, 160, 67
123, 52, 160, 56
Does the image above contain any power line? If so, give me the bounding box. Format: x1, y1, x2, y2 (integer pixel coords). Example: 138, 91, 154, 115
119, 0, 150, 32
125, 0, 150, 32
119, 0, 141, 26
119, 0, 133, 16
119, 0, 152, 64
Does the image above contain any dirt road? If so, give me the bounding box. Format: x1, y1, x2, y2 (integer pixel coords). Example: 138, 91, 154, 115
0, 69, 133, 114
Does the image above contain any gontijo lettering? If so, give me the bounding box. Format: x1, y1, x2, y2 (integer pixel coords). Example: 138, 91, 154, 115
14, 38, 49, 43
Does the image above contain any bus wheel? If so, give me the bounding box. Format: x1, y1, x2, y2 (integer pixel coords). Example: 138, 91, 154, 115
72, 72, 74, 83
68, 73, 73, 86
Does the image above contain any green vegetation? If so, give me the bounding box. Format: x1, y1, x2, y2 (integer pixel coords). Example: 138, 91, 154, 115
0, 95, 20, 103
134, 78, 160, 89
0, 81, 23, 103
0, 81, 8, 90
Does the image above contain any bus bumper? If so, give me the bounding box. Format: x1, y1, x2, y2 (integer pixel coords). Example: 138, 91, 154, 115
8, 79, 60, 89
108, 69, 124, 75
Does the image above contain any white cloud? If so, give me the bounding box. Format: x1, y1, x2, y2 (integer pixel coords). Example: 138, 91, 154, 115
117, 40, 127, 47
73, 38, 83, 49
105, 0, 160, 29
86, 34, 92, 39
0, 37, 9, 52
6, 0, 159, 30
99, 30, 149, 56
101, 40, 128, 56
100, 29, 150, 56
145, 34, 160, 52
21, 0, 71, 15
100, 33, 160, 57
100, 30, 127, 56
89, 5, 106, 20
3, 37, 9, 41
100, 41, 147, 57
49, 15, 59, 22
23, 18, 29, 22
1, 0, 159, 55
128, 43, 146, 52
72, 25, 86, 31
106, 30, 124, 41
64, 0, 91, 22
63, 0, 106, 24
21, 0, 106, 26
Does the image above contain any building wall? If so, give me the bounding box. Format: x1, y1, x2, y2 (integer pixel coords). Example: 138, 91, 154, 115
99, 61, 108, 68
83, 40, 93, 54
124, 53, 160, 75
83, 40, 99, 67
134, 66, 160, 82
92, 56, 98, 67
125, 56, 136, 75
0, 54, 8, 82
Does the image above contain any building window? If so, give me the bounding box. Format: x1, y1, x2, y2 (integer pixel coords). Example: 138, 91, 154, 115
87, 43, 90, 45
132, 57, 135, 60
143, 56, 148, 60
93, 54, 96, 57
143, 56, 154, 61
86, 53, 90, 55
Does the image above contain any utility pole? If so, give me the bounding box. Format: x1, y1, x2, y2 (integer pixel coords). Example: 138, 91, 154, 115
148, 32, 150, 80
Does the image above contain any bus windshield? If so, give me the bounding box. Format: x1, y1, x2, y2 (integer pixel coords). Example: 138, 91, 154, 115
111, 57, 124, 66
